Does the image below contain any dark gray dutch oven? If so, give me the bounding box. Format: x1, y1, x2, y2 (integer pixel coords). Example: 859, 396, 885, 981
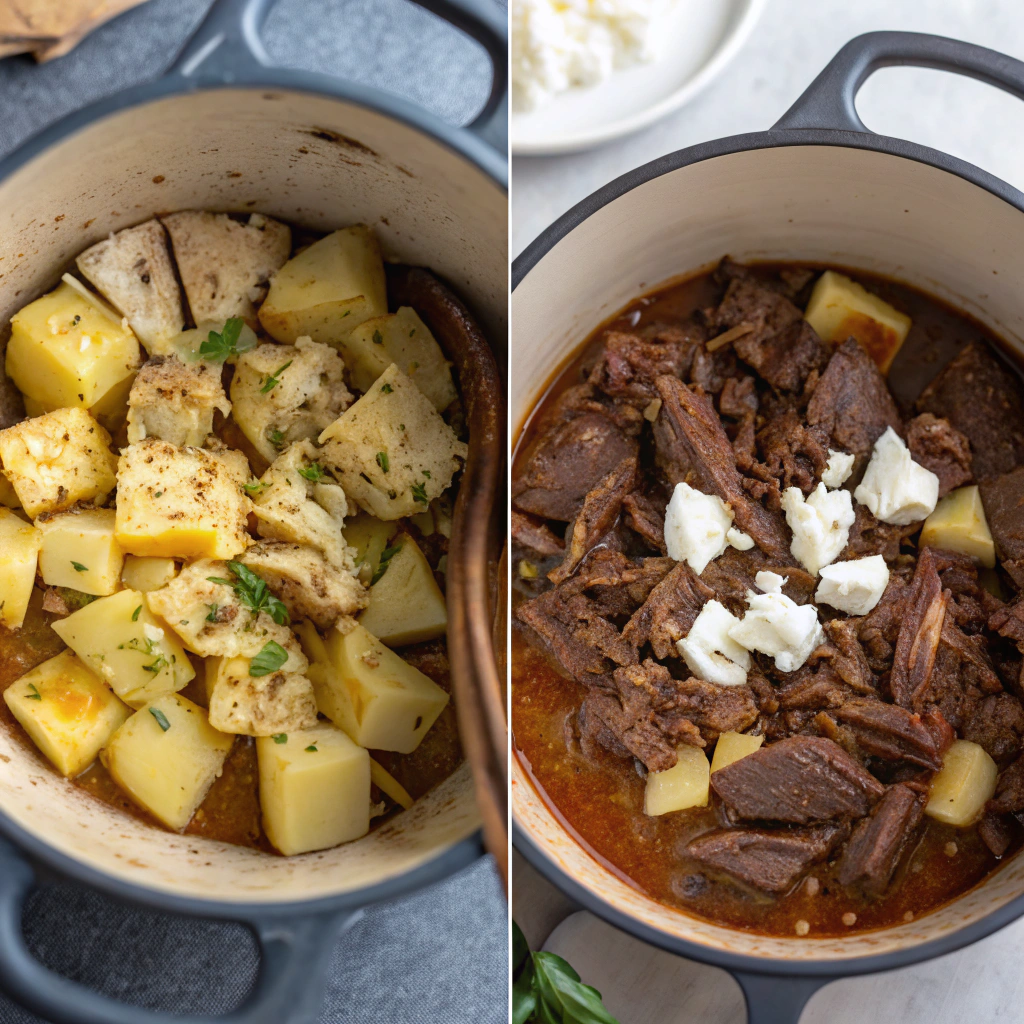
0, 0, 506, 1021
512, 31, 1024, 1024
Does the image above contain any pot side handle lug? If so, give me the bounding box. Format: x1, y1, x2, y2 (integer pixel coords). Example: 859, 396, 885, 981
731, 969, 835, 1024
169, 0, 508, 158
0, 837, 361, 1024
773, 30, 1024, 134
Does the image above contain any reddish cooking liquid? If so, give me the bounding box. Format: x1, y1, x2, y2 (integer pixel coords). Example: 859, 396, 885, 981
512, 265, 1020, 936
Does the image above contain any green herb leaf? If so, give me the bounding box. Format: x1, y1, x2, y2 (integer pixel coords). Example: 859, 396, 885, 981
243, 480, 265, 495
260, 359, 293, 394
206, 604, 219, 623
214, 562, 290, 625
410, 482, 428, 505
422, 470, 431, 479
267, 427, 285, 450
26, 683, 42, 701
250, 640, 288, 677
149, 707, 171, 731
198, 317, 252, 362
372, 329, 383, 345
143, 654, 168, 674
154, 491, 163, 498
131, 605, 142, 622
70, 561, 88, 573
375, 451, 389, 473
298, 462, 325, 482
372, 543, 402, 586
305, 744, 318, 752
272, 733, 288, 744
380, 382, 393, 394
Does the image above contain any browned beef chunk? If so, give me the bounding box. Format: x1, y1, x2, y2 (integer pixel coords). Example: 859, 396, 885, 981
689, 343, 741, 396
513, 409, 638, 522
963, 693, 1024, 762
549, 457, 637, 584
821, 619, 877, 694
623, 561, 715, 659
832, 698, 950, 769
917, 342, 1024, 481
856, 573, 911, 672
516, 588, 636, 690
842, 505, 917, 562
588, 324, 700, 409
719, 375, 759, 419
746, 411, 832, 505
709, 264, 829, 392
559, 549, 675, 619
511, 510, 565, 559
806, 338, 902, 471
686, 822, 848, 894
991, 597, 1024, 647
710, 735, 885, 823
905, 413, 973, 497
622, 491, 667, 553
980, 467, 1024, 563
838, 783, 925, 897
978, 812, 1014, 857
700, 547, 817, 617
776, 663, 859, 712
989, 754, 1024, 814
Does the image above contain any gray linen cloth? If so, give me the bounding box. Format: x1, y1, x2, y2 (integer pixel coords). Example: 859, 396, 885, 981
0, 1, 506, 1020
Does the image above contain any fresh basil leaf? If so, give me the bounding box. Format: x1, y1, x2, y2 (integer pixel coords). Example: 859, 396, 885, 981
149, 707, 171, 731
199, 317, 250, 361
250, 640, 288, 677
512, 921, 531, 974
512, 961, 537, 1024
533, 952, 620, 1024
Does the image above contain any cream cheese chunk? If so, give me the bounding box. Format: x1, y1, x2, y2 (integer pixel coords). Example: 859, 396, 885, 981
821, 449, 855, 490
676, 599, 750, 686
729, 575, 824, 673
664, 482, 751, 574
814, 555, 890, 615
781, 482, 856, 575
854, 427, 940, 525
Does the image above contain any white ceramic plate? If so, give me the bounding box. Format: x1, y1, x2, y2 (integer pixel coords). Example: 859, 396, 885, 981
511, 0, 768, 156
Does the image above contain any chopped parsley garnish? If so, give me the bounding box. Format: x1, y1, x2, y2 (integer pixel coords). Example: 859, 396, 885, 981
250, 640, 288, 677
305, 744, 318, 752
243, 480, 265, 496
298, 462, 325, 482
380, 383, 393, 394
260, 359, 293, 394
409, 330, 416, 337
26, 683, 41, 701
372, 329, 383, 345
410, 482, 429, 504
267, 427, 285, 450
70, 561, 88, 573
372, 543, 402, 586
422, 470, 431, 478
198, 317, 252, 362
272, 733, 288, 744
206, 603, 219, 623
149, 707, 171, 731
375, 451, 389, 473
131, 605, 142, 622
207, 562, 289, 625
143, 654, 168, 674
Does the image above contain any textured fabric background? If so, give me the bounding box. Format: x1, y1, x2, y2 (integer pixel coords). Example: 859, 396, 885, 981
0, 2, 507, 1022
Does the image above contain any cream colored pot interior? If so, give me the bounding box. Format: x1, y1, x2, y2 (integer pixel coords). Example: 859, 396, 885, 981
0, 86, 506, 903
512, 143, 1024, 960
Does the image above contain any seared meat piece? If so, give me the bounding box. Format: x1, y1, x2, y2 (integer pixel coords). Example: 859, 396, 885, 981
821, 619, 877, 694
560, 549, 674, 619
700, 547, 817, 618
513, 409, 638, 521
838, 783, 925, 897
776, 663, 859, 712
588, 324, 700, 409
963, 692, 1024, 762
687, 822, 848, 894
653, 375, 790, 559
980, 466, 1024, 563
623, 561, 715, 660
917, 341, 1024, 480
749, 410, 832, 501
832, 698, 950, 769
978, 812, 1015, 858
622, 491, 667, 553
856, 572, 911, 672
841, 504, 917, 563
989, 753, 1024, 814
719, 375, 759, 419
549, 456, 637, 584
710, 735, 885, 823
991, 597, 1024, 646
511, 510, 564, 559
806, 338, 903, 471
905, 413, 973, 497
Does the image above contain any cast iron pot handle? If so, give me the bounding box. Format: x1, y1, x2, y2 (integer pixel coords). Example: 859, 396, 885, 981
773, 30, 1024, 134
732, 970, 835, 1024
170, 0, 507, 157
0, 837, 361, 1024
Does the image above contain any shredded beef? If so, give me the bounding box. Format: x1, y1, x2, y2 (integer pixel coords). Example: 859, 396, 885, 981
905, 413, 973, 497
622, 491, 667, 553
588, 325, 700, 410
623, 561, 715, 659
832, 697, 950, 769
776, 663, 859, 712
962, 693, 1024, 762
842, 504, 917, 562
560, 549, 675, 619
990, 754, 1024, 814
700, 547, 816, 617
821, 620, 878, 694
980, 467, 1024, 563
511, 510, 565, 559
856, 573, 910, 672
749, 410, 832, 502
978, 813, 1015, 858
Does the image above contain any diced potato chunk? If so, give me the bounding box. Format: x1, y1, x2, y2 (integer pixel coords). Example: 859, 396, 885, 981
230, 338, 351, 462
343, 513, 398, 584
925, 739, 997, 826
76, 220, 185, 353
37, 506, 123, 596
258, 226, 387, 344
309, 623, 449, 752
710, 731, 764, 773
162, 211, 291, 326
358, 533, 446, 645
87, 372, 135, 433
340, 307, 457, 411
0, 509, 41, 629
0, 408, 117, 517
103, 694, 234, 830
240, 541, 365, 630
114, 439, 250, 560
205, 655, 317, 736
319, 364, 468, 520
4, 651, 130, 776
126, 356, 230, 447
257, 722, 371, 855
51, 589, 195, 707
804, 270, 912, 373
0, 472, 19, 508
644, 745, 710, 816
920, 485, 995, 568
145, 559, 308, 671
121, 555, 178, 593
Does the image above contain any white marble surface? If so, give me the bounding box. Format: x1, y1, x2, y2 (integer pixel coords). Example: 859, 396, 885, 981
511, 0, 1024, 257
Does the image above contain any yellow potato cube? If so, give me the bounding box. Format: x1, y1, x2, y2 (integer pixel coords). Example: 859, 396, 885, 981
920, 485, 995, 568
340, 307, 457, 411
37, 507, 124, 596
205, 655, 317, 736
926, 739, 998, 827
310, 623, 449, 753
5, 281, 141, 411
103, 694, 234, 830
114, 439, 250, 560
0, 408, 117, 518
710, 731, 764, 773
126, 356, 230, 448
121, 555, 178, 593
644, 745, 710, 816
258, 226, 387, 345
0, 509, 41, 629
343, 513, 398, 584
4, 651, 130, 776
0, 471, 21, 508
358, 534, 447, 646
51, 589, 194, 707
804, 270, 912, 373
257, 722, 371, 855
